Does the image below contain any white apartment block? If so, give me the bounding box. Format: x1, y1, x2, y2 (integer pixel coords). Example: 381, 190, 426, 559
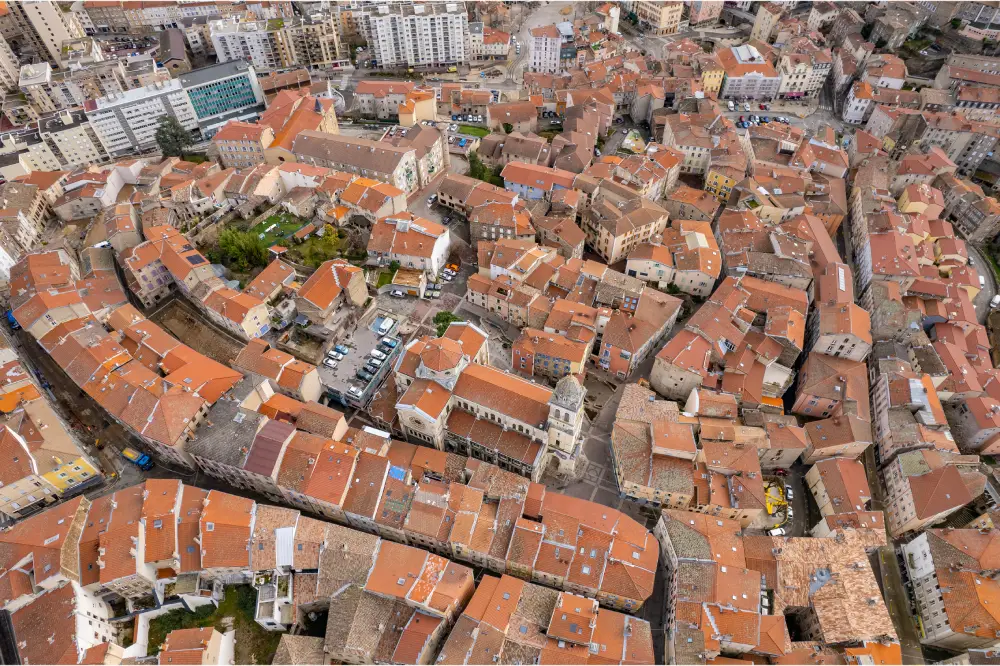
0, 128, 62, 179
210, 19, 284, 72
0, 37, 19, 93
362, 2, 469, 68
86, 79, 198, 158
38, 110, 109, 170
5, 1, 84, 66
529, 24, 561, 74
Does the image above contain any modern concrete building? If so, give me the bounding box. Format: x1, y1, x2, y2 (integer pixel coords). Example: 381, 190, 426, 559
85, 79, 199, 157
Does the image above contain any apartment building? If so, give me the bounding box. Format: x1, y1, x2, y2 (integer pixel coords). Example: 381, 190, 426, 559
750, 2, 783, 42
18, 60, 129, 113
777, 46, 832, 100
530, 24, 562, 74
393, 324, 586, 480
3, 1, 84, 67
211, 121, 275, 169
292, 131, 420, 194
86, 79, 199, 158
36, 110, 109, 170
209, 18, 284, 72
276, 13, 346, 68
583, 196, 670, 265
354, 80, 418, 120
883, 449, 984, 538
718, 45, 781, 100
469, 24, 511, 60
513, 328, 591, 383
366, 212, 451, 275
0, 353, 101, 521
689, 0, 724, 26
902, 529, 1000, 651
361, 1, 469, 69
623, 1, 685, 35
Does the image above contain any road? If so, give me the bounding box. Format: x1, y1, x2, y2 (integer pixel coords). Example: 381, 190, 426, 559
964, 242, 996, 324
873, 546, 926, 665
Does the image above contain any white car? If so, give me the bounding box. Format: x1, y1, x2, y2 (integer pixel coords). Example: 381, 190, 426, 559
768, 528, 786, 536
370, 349, 387, 361
743, 102, 751, 112
785, 487, 794, 501
327, 350, 344, 361
322, 358, 337, 369
390, 290, 406, 298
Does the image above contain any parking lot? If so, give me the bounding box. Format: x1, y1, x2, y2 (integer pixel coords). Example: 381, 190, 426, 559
317, 314, 402, 408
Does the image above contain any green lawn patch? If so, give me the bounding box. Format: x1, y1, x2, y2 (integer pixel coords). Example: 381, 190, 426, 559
147, 586, 280, 665
288, 229, 343, 268
250, 212, 306, 248
180, 153, 207, 164
459, 125, 489, 137
376, 269, 396, 288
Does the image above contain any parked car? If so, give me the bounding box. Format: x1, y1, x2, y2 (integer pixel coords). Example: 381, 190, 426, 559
348, 386, 363, 398
728, 100, 735, 111
743, 102, 751, 112
446, 263, 460, 272
323, 358, 338, 369
356, 369, 373, 382
370, 349, 387, 361
768, 528, 786, 536
785, 487, 794, 501
335, 345, 350, 355
992, 294, 1000, 309
739, 115, 744, 122
327, 350, 344, 361
390, 290, 406, 298
381, 337, 399, 348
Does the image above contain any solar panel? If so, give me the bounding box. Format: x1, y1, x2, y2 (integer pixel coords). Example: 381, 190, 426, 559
187, 255, 206, 266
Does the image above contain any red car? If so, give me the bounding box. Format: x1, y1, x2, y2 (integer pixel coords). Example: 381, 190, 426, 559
759, 103, 766, 110
775, 468, 788, 476
739, 115, 745, 122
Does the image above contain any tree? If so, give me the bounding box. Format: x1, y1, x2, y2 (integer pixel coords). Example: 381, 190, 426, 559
217, 228, 268, 273
502, 122, 513, 134
388, 260, 400, 273
155, 116, 192, 157
467, 150, 491, 182
433, 311, 461, 336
